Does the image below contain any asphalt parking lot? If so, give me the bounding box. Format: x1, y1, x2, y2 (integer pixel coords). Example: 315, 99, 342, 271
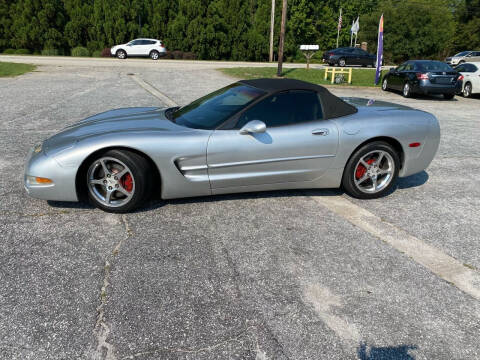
1, 56, 480, 360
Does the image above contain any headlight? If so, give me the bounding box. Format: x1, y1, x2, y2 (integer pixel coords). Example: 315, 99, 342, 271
33, 143, 43, 153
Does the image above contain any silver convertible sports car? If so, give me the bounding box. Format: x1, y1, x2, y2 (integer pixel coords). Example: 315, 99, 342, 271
24, 79, 440, 212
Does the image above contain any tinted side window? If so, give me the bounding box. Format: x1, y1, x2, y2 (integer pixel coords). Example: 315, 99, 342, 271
147, 40, 156, 45
466, 64, 478, 72
455, 64, 466, 72
236, 90, 322, 128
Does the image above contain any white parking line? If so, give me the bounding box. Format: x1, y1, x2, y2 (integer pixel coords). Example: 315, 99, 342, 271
313, 195, 480, 300
129, 74, 178, 107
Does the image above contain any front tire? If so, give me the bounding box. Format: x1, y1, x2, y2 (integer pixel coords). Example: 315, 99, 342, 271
86, 150, 151, 213
342, 141, 400, 199
116, 49, 127, 59
150, 50, 160, 60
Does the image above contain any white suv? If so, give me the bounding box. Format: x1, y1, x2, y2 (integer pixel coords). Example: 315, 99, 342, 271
445, 51, 480, 66
111, 39, 167, 60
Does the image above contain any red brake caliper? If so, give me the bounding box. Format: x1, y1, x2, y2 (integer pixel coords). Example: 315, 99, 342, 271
355, 159, 375, 179
120, 174, 133, 192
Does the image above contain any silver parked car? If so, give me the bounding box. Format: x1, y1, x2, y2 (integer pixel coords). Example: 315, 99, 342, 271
110, 38, 166, 60
445, 51, 480, 66
24, 79, 440, 212
455, 62, 480, 97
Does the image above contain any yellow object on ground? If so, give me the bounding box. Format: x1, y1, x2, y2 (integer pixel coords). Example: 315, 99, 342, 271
324, 67, 352, 84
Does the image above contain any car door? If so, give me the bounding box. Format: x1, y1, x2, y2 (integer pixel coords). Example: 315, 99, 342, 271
207, 90, 339, 190
463, 64, 479, 90
352, 48, 366, 65
389, 64, 405, 90
471, 52, 480, 62
471, 64, 480, 92
342, 48, 354, 65
138, 40, 154, 55
126, 40, 142, 55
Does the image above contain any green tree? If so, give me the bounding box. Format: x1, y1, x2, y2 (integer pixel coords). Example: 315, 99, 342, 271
452, 0, 480, 53
9, 0, 66, 51
362, 0, 456, 63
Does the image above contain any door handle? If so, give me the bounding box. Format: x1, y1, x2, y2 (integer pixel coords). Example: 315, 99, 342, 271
312, 128, 329, 136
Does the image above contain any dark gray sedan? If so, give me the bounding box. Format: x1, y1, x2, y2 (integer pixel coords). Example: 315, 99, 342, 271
381, 60, 461, 99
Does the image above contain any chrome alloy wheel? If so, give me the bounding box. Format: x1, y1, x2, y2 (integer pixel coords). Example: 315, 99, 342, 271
87, 157, 135, 207
403, 83, 410, 97
353, 150, 395, 194
382, 78, 388, 91
463, 83, 472, 97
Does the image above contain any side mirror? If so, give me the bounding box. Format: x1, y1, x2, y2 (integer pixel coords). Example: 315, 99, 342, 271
239, 120, 266, 135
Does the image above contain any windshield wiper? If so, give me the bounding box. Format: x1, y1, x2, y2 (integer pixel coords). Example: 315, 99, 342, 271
165, 106, 180, 121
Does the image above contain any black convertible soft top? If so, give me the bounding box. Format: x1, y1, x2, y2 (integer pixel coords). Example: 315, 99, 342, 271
239, 78, 358, 119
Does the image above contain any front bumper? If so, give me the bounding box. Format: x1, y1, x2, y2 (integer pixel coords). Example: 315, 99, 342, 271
24, 147, 78, 202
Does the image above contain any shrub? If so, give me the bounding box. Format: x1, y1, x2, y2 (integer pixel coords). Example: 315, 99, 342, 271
91, 50, 102, 57
101, 48, 111, 57
71, 46, 90, 57
182, 52, 197, 60
15, 48, 30, 55
41, 48, 60, 56
163, 51, 174, 59
3, 48, 15, 54
172, 50, 183, 59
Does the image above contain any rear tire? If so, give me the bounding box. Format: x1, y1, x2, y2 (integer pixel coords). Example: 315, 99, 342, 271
463, 82, 472, 98
86, 150, 151, 213
382, 78, 388, 91
150, 50, 160, 60
338, 58, 346, 67
443, 93, 454, 100
342, 141, 400, 199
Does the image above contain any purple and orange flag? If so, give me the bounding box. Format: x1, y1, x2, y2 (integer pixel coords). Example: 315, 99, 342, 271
375, 14, 384, 85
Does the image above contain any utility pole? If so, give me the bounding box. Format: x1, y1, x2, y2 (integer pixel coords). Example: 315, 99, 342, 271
269, 0, 275, 62
277, 0, 287, 77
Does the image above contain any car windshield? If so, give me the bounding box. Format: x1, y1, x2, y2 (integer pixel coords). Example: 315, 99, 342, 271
170, 83, 266, 129
454, 51, 470, 57
416, 61, 453, 71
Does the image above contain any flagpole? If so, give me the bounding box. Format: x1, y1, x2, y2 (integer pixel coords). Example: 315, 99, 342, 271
336, 8, 342, 48
350, 20, 353, 47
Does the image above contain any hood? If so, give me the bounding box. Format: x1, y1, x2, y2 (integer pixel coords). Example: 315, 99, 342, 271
43, 107, 190, 155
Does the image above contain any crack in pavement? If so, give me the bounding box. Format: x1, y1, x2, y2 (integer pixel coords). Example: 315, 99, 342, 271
120, 325, 263, 360
94, 214, 132, 360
